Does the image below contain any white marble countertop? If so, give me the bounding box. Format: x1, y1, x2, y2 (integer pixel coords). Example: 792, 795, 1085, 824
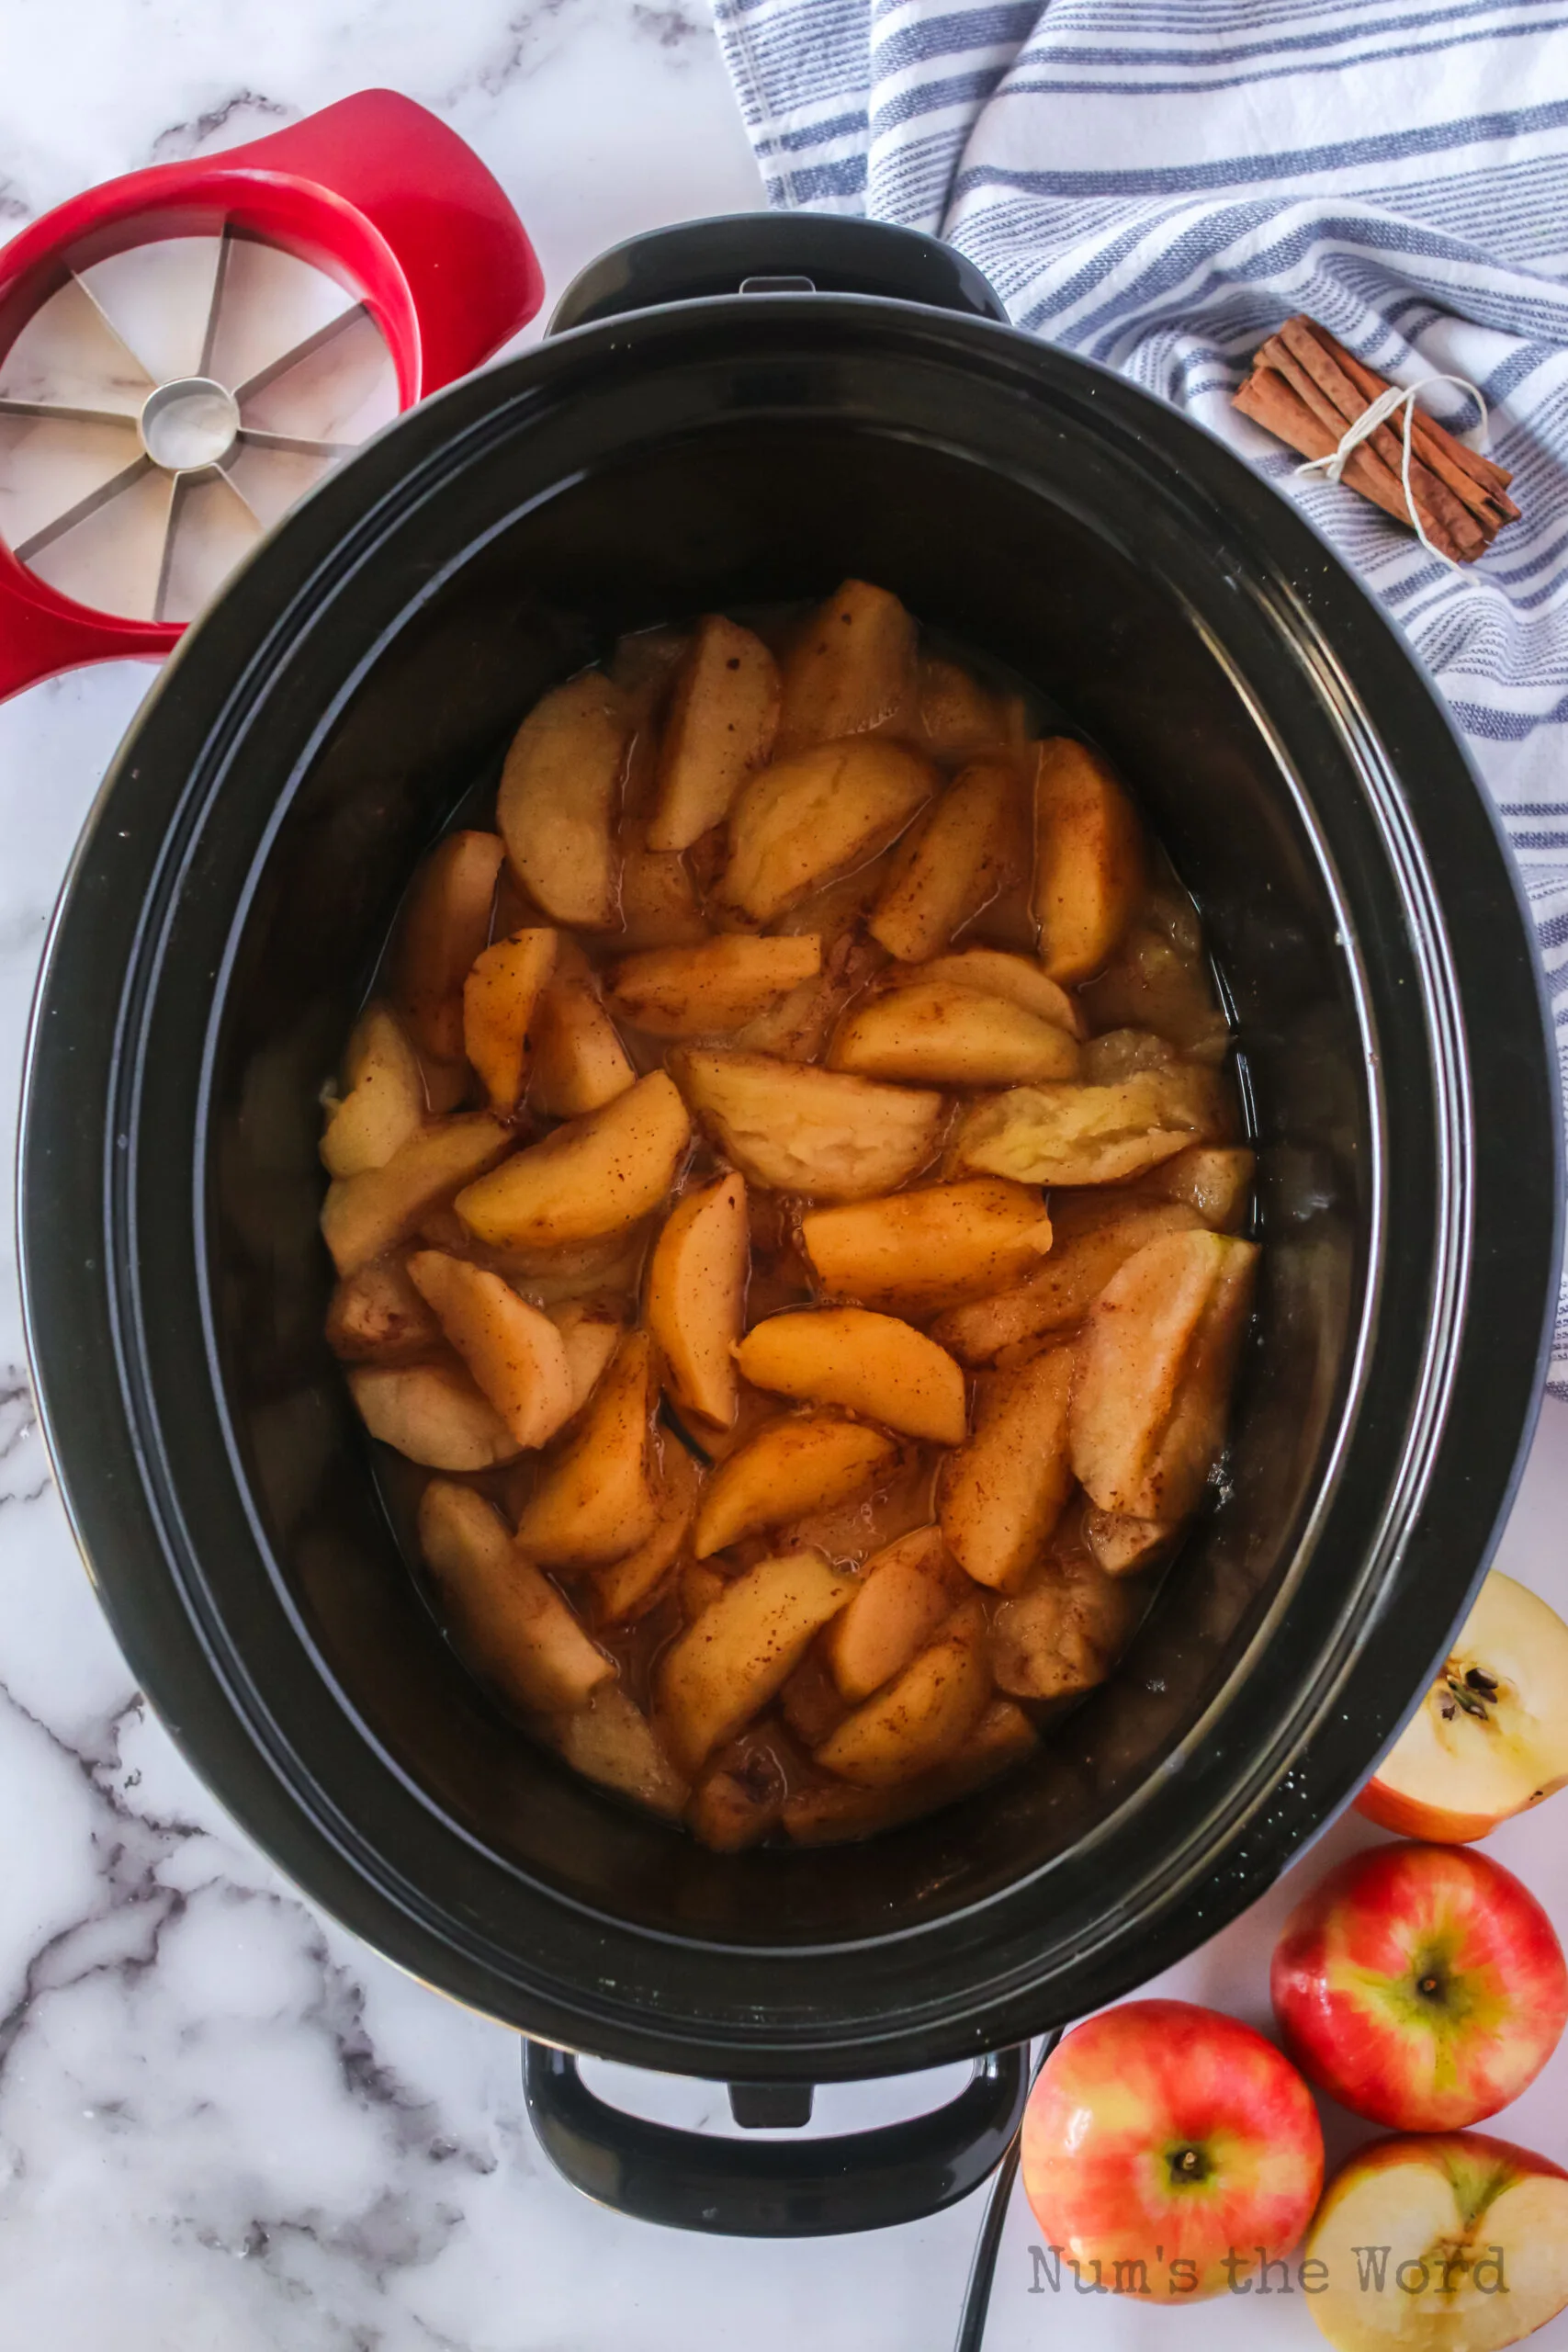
2, 8, 1567, 2347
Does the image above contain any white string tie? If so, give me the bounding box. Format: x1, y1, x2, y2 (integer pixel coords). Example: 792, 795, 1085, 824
1294, 372, 1492, 567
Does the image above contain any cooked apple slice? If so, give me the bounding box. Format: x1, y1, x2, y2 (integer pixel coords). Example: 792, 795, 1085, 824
990, 1550, 1142, 1700
687, 1746, 787, 1851
326, 1256, 442, 1361
953, 1067, 1220, 1186
1083, 1505, 1180, 1577
514, 1330, 660, 1565
609, 623, 691, 718
799, 1178, 1054, 1317
680, 1559, 728, 1621
1357, 1570, 1568, 1843
462, 928, 558, 1114
546, 1299, 624, 1417
784, 1695, 1037, 1843
497, 671, 630, 927
718, 739, 937, 923
605, 935, 821, 1037
538, 1685, 688, 1817
648, 615, 782, 851
829, 978, 1081, 1087
1070, 1227, 1258, 1520
939, 1345, 1075, 1589
780, 1648, 850, 1749
528, 941, 637, 1118
1082, 919, 1229, 1063
1031, 737, 1145, 982
645, 1172, 750, 1430
349, 1358, 520, 1469
816, 1599, 991, 1786
736, 1307, 968, 1444
868, 760, 1021, 962
321, 1113, 513, 1275
929, 1199, 1203, 1364
825, 1525, 961, 1702
918, 652, 1026, 757
731, 929, 881, 1063
418, 1480, 610, 1712
321, 1003, 426, 1178
1136, 1144, 1255, 1233
456, 1070, 690, 1251
615, 815, 710, 950
391, 829, 505, 1064
912, 948, 1083, 1037
406, 1251, 575, 1449
671, 1049, 944, 1200
590, 1440, 702, 1624
692, 1413, 900, 1557
776, 579, 918, 752
656, 1546, 856, 1773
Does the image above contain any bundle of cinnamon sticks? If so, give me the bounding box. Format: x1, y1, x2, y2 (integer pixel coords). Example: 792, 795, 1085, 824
1234, 315, 1518, 562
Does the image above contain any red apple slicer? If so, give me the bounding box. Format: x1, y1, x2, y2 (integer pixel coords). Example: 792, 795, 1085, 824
0, 89, 544, 702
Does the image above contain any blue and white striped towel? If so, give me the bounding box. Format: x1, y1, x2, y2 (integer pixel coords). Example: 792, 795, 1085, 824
715, 0, 1568, 1388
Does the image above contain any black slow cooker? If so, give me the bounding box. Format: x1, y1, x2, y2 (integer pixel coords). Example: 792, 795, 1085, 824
17, 215, 1560, 2236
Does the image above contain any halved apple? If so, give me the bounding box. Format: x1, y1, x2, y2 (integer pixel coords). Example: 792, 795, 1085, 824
736, 1306, 967, 1444
1032, 737, 1145, 983
829, 978, 1081, 1087
776, 578, 918, 752
497, 671, 629, 927
406, 1250, 575, 1449
939, 1344, 1075, 1590
1357, 1569, 1568, 1842
671, 1048, 944, 1200
391, 829, 505, 1063
462, 927, 558, 1114
645, 1171, 750, 1430
656, 1546, 857, 1773
799, 1178, 1053, 1317
321, 1113, 513, 1275
692, 1413, 900, 1557
648, 614, 782, 851
418, 1480, 611, 1712
825, 1524, 961, 1702
456, 1070, 690, 1251
605, 935, 821, 1036
718, 738, 937, 923
868, 760, 1021, 962
513, 1330, 660, 1566
816, 1599, 991, 1785
349, 1357, 519, 1469
321, 1003, 426, 1178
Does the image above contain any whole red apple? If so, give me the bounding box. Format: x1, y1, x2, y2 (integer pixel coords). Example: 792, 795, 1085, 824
1304, 2129, 1568, 2352
1021, 1998, 1324, 2301
1271, 1841, 1568, 2131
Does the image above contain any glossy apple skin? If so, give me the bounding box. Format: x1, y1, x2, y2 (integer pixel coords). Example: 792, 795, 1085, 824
1355, 1776, 1497, 1843
1021, 1998, 1324, 2301
1271, 1841, 1568, 2131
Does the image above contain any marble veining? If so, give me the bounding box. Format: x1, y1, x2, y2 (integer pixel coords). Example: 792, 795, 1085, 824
1, 6, 1566, 2346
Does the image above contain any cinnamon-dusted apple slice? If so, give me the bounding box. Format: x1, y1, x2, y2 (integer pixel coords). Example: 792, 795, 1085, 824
799, 1178, 1054, 1317
326, 1256, 441, 1362
990, 1549, 1142, 1701
321, 1003, 426, 1178
538, 1686, 689, 1818
657, 1547, 857, 1775
776, 578, 919, 752
718, 738, 937, 924
829, 978, 1081, 1087
1082, 918, 1229, 1064
917, 652, 1026, 758
514, 1330, 660, 1566
736, 1307, 968, 1445
692, 1413, 900, 1557
321, 1113, 512, 1274
939, 1344, 1076, 1590
671, 1049, 944, 1200
1083, 1504, 1180, 1577
953, 1066, 1221, 1187
687, 1745, 788, 1852
497, 671, 630, 927
825, 1524, 962, 1702
406, 1251, 575, 1450
418, 1480, 611, 1713
527, 939, 636, 1119
546, 1299, 624, 1418
1032, 738, 1145, 983
605, 935, 821, 1037
614, 816, 709, 950
731, 929, 881, 1064
1135, 1144, 1255, 1233
929, 1199, 1203, 1365
462, 927, 558, 1114
868, 760, 1021, 962
391, 829, 505, 1064
784, 1696, 1037, 1843
590, 1439, 703, 1625
645, 1171, 750, 1431
1070, 1227, 1258, 1521
911, 948, 1083, 1037
349, 1358, 520, 1470
456, 1071, 690, 1252
816, 1599, 992, 1786
648, 615, 782, 851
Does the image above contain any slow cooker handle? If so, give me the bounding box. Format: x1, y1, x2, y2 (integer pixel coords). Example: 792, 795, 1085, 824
546, 214, 1010, 335
522, 2040, 1030, 2235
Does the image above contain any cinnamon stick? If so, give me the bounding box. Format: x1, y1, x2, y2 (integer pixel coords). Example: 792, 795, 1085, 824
1307, 322, 1519, 522
1277, 320, 1484, 561
1232, 372, 1418, 530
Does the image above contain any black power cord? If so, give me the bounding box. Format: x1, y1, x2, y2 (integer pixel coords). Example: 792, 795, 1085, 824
953, 2029, 1065, 2352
